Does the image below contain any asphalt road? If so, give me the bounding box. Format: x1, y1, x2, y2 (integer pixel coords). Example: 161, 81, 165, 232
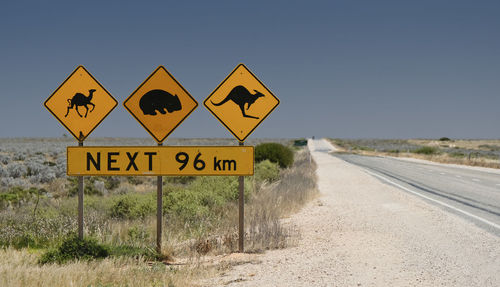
334, 153, 500, 236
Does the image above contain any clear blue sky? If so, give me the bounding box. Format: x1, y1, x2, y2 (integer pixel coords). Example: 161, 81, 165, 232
0, 0, 499, 139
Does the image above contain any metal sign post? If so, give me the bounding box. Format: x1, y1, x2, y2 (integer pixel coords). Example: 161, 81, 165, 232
238, 141, 245, 252
157, 142, 163, 253
78, 141, 84, 239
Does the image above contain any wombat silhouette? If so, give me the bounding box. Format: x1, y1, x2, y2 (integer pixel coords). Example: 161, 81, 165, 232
139, 89, 182, 116
211, 85, 265, 119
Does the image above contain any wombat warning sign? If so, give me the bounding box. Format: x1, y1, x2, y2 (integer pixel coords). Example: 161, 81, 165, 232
123, 66, 198, 143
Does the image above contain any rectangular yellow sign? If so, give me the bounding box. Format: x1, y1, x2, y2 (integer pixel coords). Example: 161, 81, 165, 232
67, 146, 254, 176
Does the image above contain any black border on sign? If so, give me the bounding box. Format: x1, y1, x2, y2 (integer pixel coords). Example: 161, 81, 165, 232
123, 66, 198, 144
44, 65, 118, 142
203, 63, 280, 142
66, 145, 254, 176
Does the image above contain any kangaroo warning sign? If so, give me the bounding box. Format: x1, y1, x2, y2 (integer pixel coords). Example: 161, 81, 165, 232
204, 63, 279, 142
124, 66, 198, 143
44, 66, 118, 142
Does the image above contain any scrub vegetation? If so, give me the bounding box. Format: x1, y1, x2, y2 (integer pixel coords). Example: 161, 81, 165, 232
0, 138, 317, 286
331, 138, 500, 168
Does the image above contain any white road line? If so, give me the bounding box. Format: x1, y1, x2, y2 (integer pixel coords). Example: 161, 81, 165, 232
496, 184, 500, 186
364, 170, 500, 231
440, 172, 446, 175
472, 178, 480, 182
456, 175, 462, 178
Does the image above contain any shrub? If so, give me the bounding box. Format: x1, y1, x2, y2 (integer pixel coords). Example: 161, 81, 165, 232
164, 176, 196, 185
104, 176, 120, 190
110, 193, 155, 219
450, 152, 466, 158
255, 143, 294, 168
68, 177, 103, 196
414, 146, 439, 155
163, 176, 252, 225
439, 137, 451, 141
6, 162, 27, 178
0, 186, 45, 208
39, 235, 109, 264
254, 160, 279, 182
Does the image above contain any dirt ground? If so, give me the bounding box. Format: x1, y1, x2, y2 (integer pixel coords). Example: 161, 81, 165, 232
201, 139, 499, 287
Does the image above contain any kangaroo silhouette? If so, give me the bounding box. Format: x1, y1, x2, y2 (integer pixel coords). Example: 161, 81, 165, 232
65, 89, 96, 118
211, 85, 265, 119
139, 89, 182, 116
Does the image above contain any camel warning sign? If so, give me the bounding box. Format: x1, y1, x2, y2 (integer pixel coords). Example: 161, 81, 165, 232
204, 64, 279, 142
44, 66, 118, 142
124, 66, 198, 143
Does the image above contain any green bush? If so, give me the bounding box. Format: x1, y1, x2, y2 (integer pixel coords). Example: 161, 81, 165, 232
39, 235, 109, 264
162, 176, 252, 226
254, 160, 279, 182
439, 137, 451, 141
67, 177, 102, 196
164, 176, 196, 185
255, 143, 294, 168
110, 193, 155, 219
450, 152, 466, 158
104, 176, 120, 190
413, 146, 439, 155
0, 187, 45, 208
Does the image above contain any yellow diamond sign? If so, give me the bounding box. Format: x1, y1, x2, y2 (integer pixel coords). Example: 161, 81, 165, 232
204, 64, 279, 142
124, 66, 198, 143
44, 66, 118, 142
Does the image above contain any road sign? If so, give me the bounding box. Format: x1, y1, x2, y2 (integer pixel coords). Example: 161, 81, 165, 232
123, 66, 198, 143
44, 66, 118, 141
204, 64, 279, 142
67, 146, 254, 176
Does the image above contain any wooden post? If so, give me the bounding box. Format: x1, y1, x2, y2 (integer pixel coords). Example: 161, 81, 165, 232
238, 141, 245, 252
157, 142, 163, 254
78, 141, 84, 239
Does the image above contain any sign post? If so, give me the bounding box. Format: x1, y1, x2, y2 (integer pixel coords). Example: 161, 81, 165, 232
45, 66, 117, 239
157, 142, 163, 253
238, 141, 245, 252
204, 63, 279, 252
78, 141, 84, 239
123, 66, 198, 253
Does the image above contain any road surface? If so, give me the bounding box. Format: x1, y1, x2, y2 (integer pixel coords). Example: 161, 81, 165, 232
334, 152, 500, 235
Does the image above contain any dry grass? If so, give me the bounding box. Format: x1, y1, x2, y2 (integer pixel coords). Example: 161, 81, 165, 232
0, 247, 213, 287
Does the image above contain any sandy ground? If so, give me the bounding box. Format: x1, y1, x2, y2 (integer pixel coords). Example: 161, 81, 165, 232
202, 139, 499, 286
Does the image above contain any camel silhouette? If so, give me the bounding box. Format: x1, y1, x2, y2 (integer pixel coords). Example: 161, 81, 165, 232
65, 89, 96, 118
